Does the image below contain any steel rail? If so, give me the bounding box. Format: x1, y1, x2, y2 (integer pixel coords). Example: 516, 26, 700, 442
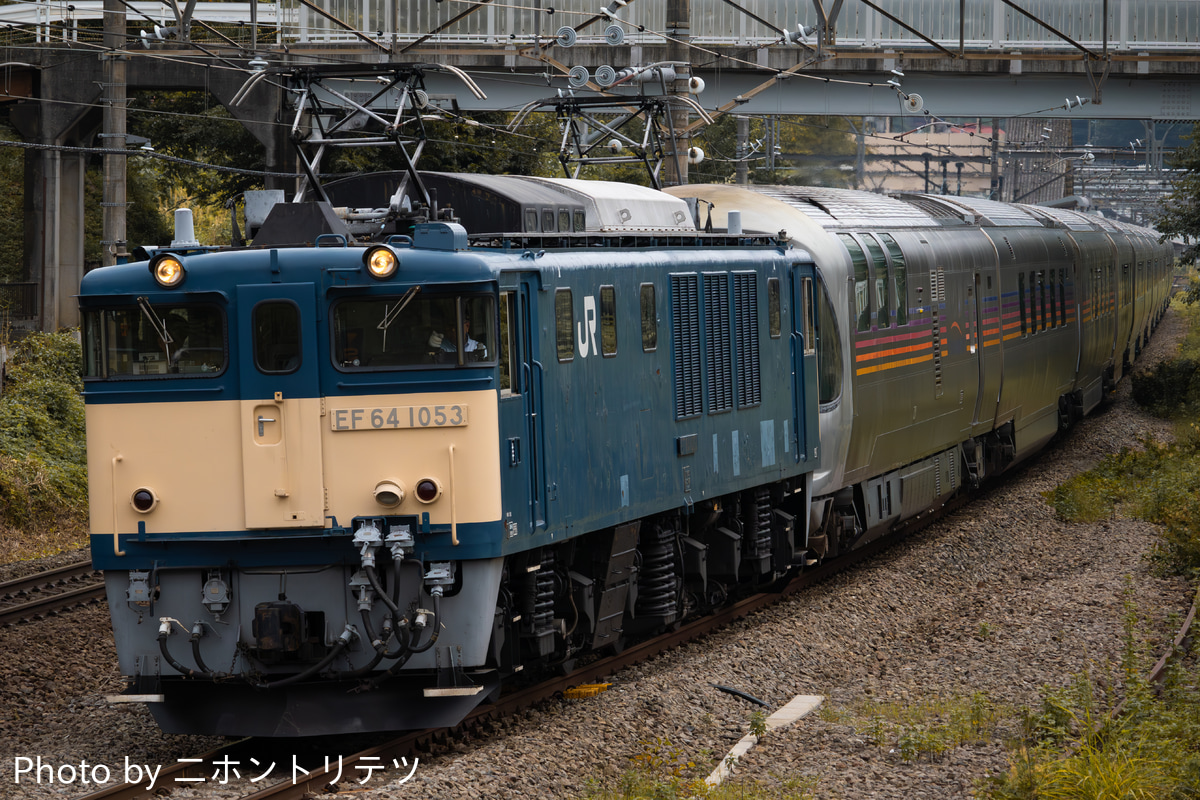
0, 581, 107, 626
0, 559, 96, 592
0, 559, 104, 627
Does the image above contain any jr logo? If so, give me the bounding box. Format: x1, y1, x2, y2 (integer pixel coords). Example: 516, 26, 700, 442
576, 295, 597, 358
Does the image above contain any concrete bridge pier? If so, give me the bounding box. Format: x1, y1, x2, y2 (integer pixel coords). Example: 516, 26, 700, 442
8, 56, 294, 331
10, 58, 101, 332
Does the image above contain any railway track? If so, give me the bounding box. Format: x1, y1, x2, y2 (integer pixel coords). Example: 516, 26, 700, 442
0, 560, 105, 627
74, 509, 948, 800
65, 499, 1200, 800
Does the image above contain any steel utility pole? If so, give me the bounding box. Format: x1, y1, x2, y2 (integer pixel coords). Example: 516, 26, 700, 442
662, 0, 690, 186
101, 0, 127, 266
735, 115, 749, 184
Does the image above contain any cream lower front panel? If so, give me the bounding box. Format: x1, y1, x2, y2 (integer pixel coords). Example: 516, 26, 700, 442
88, 389, 501, 539
322, 389, 502, 529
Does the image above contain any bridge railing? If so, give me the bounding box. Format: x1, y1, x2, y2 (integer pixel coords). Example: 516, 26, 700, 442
3, 0, 1198, 51
0, 283, 38, 322
278, 0, 1198, 51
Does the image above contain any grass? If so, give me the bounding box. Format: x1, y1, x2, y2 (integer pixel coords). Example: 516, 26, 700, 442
986, 281, 1200, 799
1046, 295, 1200, 578
854, 691, 1010, 763
0, 330, 89, 562
580, 735, 820, 800
984, 589, 1200, 799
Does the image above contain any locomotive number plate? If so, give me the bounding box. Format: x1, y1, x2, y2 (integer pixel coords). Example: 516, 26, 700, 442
331, 405, 469, 431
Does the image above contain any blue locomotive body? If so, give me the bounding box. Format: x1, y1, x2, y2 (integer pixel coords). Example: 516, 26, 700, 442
82, 178, 822, 735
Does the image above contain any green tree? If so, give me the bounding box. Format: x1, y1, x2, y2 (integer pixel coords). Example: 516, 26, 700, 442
1156, 123, 1200, 261
0, 123, 23, 282
690, 114, 858, 187
129, 91, 267, 208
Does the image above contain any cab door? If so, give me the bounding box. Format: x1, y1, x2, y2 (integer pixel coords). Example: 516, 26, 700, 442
237, 283, 326, 529
497, 278, 545, 537
790, 264, 819, 463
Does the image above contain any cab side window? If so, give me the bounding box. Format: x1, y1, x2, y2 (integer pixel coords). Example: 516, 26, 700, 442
555, 289, 574, 361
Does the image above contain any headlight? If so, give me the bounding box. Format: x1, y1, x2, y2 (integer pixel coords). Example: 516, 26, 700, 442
363, 246, 398, 279
149, 254, 186, 288
374, 480, 405, 507
130, 487, 159, 513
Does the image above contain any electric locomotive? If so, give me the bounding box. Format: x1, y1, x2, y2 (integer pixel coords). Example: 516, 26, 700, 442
83, 176, 823, 736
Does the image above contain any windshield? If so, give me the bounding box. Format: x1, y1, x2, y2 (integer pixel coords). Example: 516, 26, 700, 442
83, 305, 227, 378
333, 294, 496, 369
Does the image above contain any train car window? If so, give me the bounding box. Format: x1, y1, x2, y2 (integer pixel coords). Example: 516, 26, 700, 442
767, 278, 781, 338
801, 277, 816, 356
1019, 272, 1027, 336
640, 283, 657, 352
253, 301, 301, 374
559, 210, 571, 233
1059, 269, 1066, 327
1028, 271, 1038, 332
1049, 271, 1058, 329
815, 278, 843, 406
499, 292, 517, 395
574, 209, 586, 232
332, 295, 495, 369
83, 304, 226, 379
600, 285, 617, 357
879, 234, 908, 326
524, 209, 538, 233
555, 289, 574, 362
1041, 271, 1049, 331
542, 209, 556, 232
838, 233, 871, 333
862, 236, 889, 327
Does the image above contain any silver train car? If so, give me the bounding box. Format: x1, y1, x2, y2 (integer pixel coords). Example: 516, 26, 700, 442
668, 185, 1173, 553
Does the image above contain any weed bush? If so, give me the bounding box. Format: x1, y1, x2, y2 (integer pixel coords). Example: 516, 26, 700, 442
0, 331, 88, 558
985, 585, 1200, 800
1131, 357, 1200, 418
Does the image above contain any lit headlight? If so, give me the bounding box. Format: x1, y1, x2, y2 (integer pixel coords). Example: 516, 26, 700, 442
363, 246, 399, 279
149, 255, 186, 288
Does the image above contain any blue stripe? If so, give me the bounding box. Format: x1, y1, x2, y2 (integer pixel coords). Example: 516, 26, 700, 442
90, 520, 509, 570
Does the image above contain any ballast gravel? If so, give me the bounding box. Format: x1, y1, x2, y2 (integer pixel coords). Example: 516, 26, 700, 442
0, 308, 1191, 800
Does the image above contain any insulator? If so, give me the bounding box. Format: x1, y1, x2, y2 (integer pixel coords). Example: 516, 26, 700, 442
595, 65, 617, 87
636, 526, 677, 619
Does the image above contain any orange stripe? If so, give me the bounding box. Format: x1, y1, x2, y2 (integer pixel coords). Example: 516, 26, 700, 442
854, 341, 932, 363
856, 353, 934, 376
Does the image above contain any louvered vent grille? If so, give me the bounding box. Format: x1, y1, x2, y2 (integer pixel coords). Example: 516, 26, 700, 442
930, 268, 946, 302
895, 194, 963, 219
734, 272, 762, 407
672, 274, 702, 419
705, 273, 733, 413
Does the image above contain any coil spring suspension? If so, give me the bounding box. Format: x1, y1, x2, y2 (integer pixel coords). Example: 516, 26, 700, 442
744, 487, 773, 559
530, 550, 556, 636
636, 526, 677, 620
